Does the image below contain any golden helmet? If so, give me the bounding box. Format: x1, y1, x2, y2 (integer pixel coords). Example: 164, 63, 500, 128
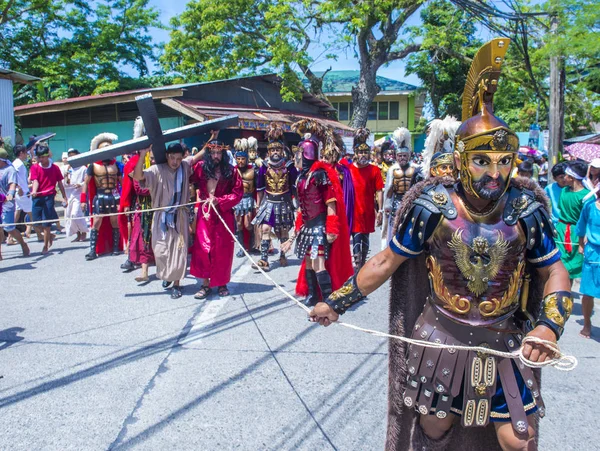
455, 38, 519, 198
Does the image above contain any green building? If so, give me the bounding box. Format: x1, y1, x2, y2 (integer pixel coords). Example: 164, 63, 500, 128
319, 70, 425, 138
14, 74, 352, 156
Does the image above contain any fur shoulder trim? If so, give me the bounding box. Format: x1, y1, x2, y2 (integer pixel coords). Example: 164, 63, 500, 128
393, 176, 455, 234
509, 177, 550, 211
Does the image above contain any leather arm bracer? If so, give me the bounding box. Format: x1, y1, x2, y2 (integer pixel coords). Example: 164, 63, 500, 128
325, 275, 364, 315
535, 290, 573, 340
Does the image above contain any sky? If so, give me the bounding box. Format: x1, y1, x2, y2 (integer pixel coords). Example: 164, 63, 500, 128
147, 0, 424, 86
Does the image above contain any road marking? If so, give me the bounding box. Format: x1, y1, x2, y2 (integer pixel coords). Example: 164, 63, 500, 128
179, 262, 253, 346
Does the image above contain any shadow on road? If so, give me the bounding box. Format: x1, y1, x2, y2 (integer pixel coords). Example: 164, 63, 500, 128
0, 328, 25, 351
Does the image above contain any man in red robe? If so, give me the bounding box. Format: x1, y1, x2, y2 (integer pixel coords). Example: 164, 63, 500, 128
341, 127, 384, 272
190, 140, 243, 299
282, 120, 353, 305
119, 117, 145, 270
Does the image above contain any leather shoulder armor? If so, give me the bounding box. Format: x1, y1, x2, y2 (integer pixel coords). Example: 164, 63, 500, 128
503, 186, 558, 250
312, 168, 330, 186
398, 184, 456, 247
414, 184, 457, 220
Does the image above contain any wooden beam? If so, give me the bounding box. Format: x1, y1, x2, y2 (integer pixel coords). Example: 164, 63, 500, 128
161, 98, 209, 123
14, 89, 184, 117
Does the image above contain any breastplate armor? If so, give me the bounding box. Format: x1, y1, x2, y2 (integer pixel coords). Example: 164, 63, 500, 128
392, 166, 414, 195
380, 162, 391, 184
426, 192, 527, 326
93, 163, 119, 190
297, 174, 327, 223
239, 167, 255, 194
266, 166, 289, 195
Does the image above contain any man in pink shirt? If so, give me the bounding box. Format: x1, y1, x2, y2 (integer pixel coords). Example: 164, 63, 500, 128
30, 145, 67, 254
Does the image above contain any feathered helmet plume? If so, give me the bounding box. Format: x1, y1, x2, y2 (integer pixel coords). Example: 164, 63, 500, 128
422, 115, 460, 178
292, 119, 327, 160
133, 116, 145, 139
247, 136, 258, 151
266, 123, 286, 151
392, 127, 412, 154
353, 127, 371, 152
322, 127, 344, 162
90, 132, 118, 151
234, 138, 249, 158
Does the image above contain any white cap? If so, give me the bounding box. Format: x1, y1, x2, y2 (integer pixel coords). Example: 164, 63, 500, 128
61, 152, 68, 159
590, 158, 600, 168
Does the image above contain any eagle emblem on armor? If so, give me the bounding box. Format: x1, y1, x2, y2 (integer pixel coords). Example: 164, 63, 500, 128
448, 229, 510, 296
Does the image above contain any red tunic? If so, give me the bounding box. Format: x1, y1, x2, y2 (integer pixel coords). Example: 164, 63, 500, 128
118, 154, 140, 249
86, 160, 124, 255
341, 161, 383, 233
190, 162, 244, 286
295, 161, 354, 298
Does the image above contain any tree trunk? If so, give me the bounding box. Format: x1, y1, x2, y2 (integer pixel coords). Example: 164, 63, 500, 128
301, 65, 336, 118
548, 15, 565, 182
350, 65, 380, 128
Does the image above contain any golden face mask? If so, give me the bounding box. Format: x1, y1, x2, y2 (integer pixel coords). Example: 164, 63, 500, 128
430, 153, 455, 178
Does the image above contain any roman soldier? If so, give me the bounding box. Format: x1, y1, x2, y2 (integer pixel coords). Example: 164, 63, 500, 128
283, 120, 353, 307
379, 138, 396, 184
81, 133, 123, 260
251, 123, 298, 270
233, 138, 258, 257
382, 127, 421, 248
320, 131, 355, 233
247, 136, 263, 168
311, 38, 571, 450
421, 115, 461, 180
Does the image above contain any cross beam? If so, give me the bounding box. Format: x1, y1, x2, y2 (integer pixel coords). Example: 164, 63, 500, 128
68, 93, 238, 167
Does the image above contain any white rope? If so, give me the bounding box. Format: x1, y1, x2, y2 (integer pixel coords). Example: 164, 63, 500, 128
0, 191, 579, 371
206, 202, 578, 372
0, 199, 200, 228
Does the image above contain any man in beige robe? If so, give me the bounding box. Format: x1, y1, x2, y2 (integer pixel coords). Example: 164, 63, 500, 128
133, 141, 208, 298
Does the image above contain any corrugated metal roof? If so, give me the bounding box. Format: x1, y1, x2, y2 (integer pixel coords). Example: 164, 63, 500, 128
14, 85, 185, 112
172, 99, 354, 136
14, 73, 336, 114
302, 70, 419, 94
0, 68, 41, 84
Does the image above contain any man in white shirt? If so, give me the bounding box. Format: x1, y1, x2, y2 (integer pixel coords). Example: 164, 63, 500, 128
12, 145, 39, 240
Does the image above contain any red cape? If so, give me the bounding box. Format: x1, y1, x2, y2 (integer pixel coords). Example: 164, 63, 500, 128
118, 155, 140, 248
296, 161, 354, 298
88, 160, 124, 255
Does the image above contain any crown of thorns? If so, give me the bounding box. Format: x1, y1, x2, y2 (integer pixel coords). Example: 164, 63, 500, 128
206, 142, 230, 151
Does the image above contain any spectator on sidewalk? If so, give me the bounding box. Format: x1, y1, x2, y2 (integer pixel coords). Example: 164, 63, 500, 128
517, 161, 534, 179
0, 148, 30, 258
544, 162, 568, 224
63, 149, 88, 242
30, 145, 67, 254
576, 192, 600, 338
12, 144, 40, 241
556, 161, 590, 283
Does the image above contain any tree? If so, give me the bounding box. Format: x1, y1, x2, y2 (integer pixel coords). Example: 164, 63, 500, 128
405, 0, 482, 119
1, 0, 161, 103
318, 0, 423, 127
160, 0, 333, 104
162, 0, 425, 126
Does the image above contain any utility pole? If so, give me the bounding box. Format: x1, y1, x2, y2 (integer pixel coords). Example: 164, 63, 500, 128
548, 13, 565, 182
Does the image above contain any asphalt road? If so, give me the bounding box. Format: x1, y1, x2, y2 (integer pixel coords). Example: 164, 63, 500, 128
0, 232, 597, 450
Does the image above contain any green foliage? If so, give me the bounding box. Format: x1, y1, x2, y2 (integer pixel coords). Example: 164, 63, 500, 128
405, 0, 482, 118
406, 0, 598, 137
1, 0, 161, 103
160, 0, 320, 102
